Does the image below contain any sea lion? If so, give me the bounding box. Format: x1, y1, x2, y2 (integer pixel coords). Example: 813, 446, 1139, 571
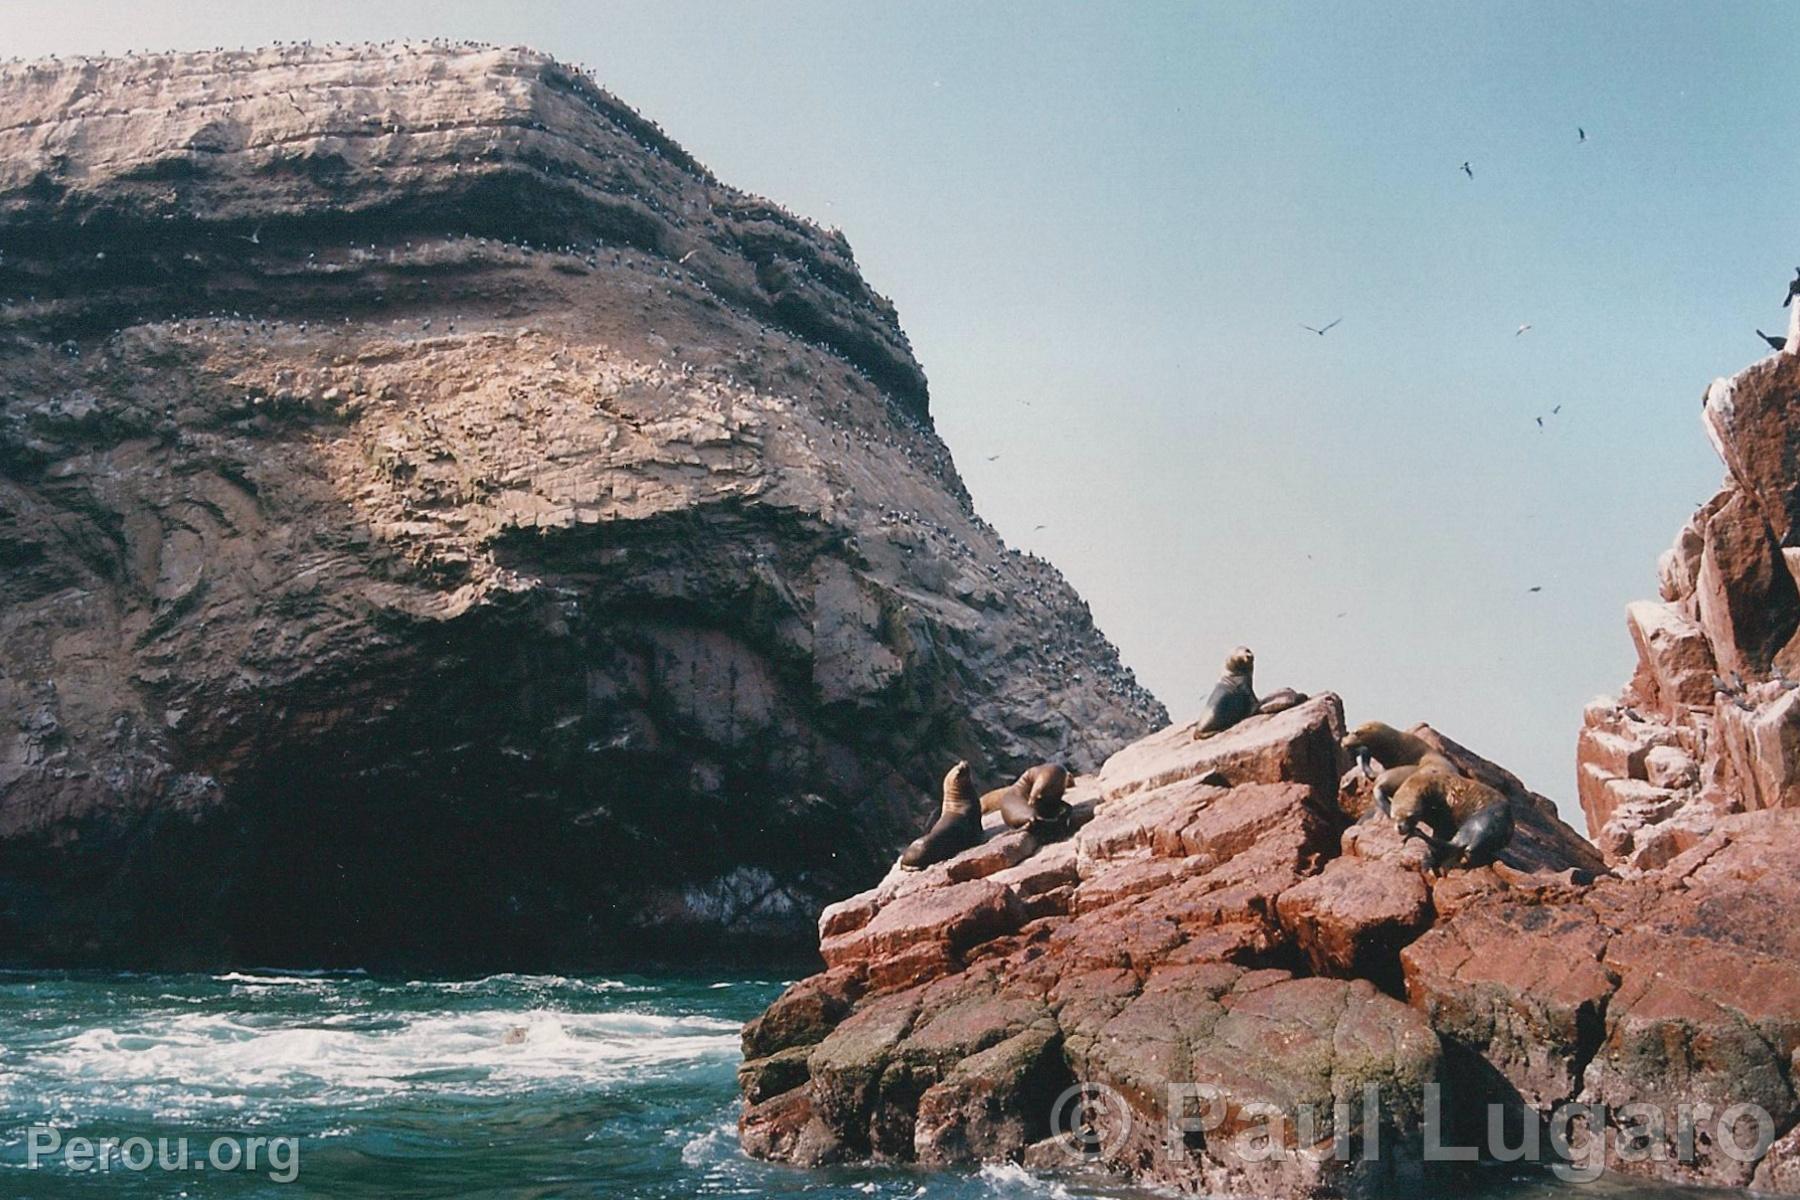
1193, 646, 1257, 738
1339, 720, 1460, 819
1254, 687, 1308, 716
900, 761, 982, 870
987, 763, 1075, 841
1388, 769, 1515, 872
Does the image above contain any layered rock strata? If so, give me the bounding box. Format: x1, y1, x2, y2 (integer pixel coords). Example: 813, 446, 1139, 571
0, 44, 1162, 966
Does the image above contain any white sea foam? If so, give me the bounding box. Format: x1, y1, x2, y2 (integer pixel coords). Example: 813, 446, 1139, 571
679, 1117, 737, 1166
409, 973, 647, 995
5, 1005, 741, 1122
977, 1161, 1077, 1198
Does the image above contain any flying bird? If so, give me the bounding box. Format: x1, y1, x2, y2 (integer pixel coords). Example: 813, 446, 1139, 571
1577, 127, 1587, 143
1515, 323, 1532, 336
238, 224, 263, 245
1460, 161, 1474, 179
678, 249, 697, 264
1552, 405, 1562, 414
1033, 524, 1047, 531
985, 453, 1002, 461
1528, 586, 1542, 593
1757, 329, 1788, 351
1535, 417, 1544, 428
1301, 318, 1342, 336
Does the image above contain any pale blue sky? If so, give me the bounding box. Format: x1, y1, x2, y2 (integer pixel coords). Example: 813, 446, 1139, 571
9, 3, 1797, 819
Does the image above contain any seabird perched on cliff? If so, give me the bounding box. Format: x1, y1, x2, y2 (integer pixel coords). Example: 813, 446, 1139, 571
1785, 269, 1800, 308
1461, 161, 1474, 179
1301, 318, 1341, 336
1758, 329, 1788, 351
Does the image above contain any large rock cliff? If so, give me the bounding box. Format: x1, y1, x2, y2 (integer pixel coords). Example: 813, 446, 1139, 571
0, 44, 1163, 968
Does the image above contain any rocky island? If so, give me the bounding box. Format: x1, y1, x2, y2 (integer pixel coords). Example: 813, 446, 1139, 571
738, 311, 1800, 1195
0, 43, 1162, 969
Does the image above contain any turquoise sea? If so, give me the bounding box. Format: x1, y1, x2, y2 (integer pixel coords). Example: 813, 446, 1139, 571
0, 970, 1737, 1198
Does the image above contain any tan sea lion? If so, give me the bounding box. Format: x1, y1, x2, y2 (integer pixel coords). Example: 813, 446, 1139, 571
900, 761, 982, 870
983, 763, 1075, 840
1193, 646, 1257, 738
1388, 768, 1515, 872
1340, 720, 1460, 819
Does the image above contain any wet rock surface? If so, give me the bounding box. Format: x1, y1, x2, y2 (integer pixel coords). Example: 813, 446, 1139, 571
0, 44, 1163, 968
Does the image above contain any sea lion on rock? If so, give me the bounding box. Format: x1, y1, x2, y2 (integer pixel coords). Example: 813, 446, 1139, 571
900, 761, 982, 870
1254, 687, 1309, 716
1340, 720, 1460, 819
1388, 769, 1515, 872
1193, 646, 1257, 738
989, 763, 1075, 841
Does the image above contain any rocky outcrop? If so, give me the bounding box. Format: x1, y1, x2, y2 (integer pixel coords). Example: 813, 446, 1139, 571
1405, 811, 1800, 1190
1577, 303, 1800, 871
738, 697, 1605, 1195
0, 45, 1162, 967
741, 322, 1800, 1196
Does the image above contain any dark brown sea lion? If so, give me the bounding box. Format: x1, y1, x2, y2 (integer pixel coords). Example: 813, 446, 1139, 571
900, 761, 982, 870
1389, 768, 1515, 872
1340, 720, 1459, 819
1193, 646, 1257, 738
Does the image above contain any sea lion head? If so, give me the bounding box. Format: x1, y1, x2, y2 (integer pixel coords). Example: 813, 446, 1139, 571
1388, 775, 1432, 837
1223, 646, 1254, 675
943, 760, 974, 803
1342, 720, 1387, 777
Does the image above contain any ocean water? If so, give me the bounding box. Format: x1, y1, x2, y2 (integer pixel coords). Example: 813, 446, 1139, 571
0, 970, 1731, 1199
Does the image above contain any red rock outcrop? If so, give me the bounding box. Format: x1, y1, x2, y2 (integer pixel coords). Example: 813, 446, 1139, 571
747, 618, 1800, 1194
0, 45, 1163, 967
1578, 308, 1800, 870
1406, 811, 1800, 1189
739, 696, 1604, 1195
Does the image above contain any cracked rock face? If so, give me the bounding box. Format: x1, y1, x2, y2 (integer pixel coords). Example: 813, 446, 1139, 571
1578, 319, 1800, 871
0, 44, 1163, 968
